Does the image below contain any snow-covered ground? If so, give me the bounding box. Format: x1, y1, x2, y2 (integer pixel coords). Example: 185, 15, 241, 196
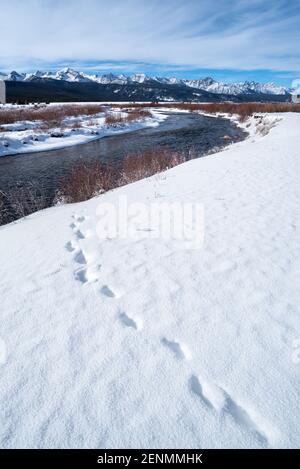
0, 113, 300, 448
0, 106, 167, 157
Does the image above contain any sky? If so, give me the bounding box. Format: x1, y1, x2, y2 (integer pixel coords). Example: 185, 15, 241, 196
0, 0, 299, 86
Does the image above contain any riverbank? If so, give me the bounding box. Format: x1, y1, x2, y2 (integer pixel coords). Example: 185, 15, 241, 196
0, 112, 299, 448
0, 104, 167, 157
0, 112, 246, 225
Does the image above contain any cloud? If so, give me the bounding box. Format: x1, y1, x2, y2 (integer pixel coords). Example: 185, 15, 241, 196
292, 79, 300, 93
0, 0, 299, 74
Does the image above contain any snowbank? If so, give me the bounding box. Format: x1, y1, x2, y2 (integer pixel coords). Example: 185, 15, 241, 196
0, 113, 299, 448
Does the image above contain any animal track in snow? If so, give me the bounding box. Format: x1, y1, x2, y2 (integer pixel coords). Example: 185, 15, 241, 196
74, 229, 85, 240
100, 285, 117, 298
189, 374, 273, 445
65, 240, 77, 253
74, 248, 96, 265
73, 215, 86, 223
161, 337, 191, 360
119, 312, 142, 330
189, 375, 226, 411
222, 391, 270, 444
74, 266, 100, 284
68, 215, 99, 285
74, 250, 87, 265
70, 219, 86, 240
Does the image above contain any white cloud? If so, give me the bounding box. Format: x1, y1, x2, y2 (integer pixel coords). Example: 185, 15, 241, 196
0, 0, 299, 73
292, 79, 300, 93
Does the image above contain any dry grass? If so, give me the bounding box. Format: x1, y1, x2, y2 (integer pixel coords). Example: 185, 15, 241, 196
0, 192, 10, 225
59, 148, 186, 204
1, 102, 298, 128
0, 104, 105, 126
1, 147, 187, 222
254, 115, 281, 136
105, 109, 152, 126
104, 112, 124, 126
0, 183, 51, 225
38, 120, 65, 132
59, 162, 118, 203
120, 148, 186, 185
86, 119, 96, 127
126, 109, 152, 121
70, 120, 83, 130
112, 101, 300, 119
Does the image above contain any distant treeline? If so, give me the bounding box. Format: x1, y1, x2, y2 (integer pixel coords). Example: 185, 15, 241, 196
5, 79, 292, 104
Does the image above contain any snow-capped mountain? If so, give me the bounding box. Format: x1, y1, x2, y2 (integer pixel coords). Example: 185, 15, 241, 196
93, 73, 128, 85
185, 77, 288, 96
4, 71, 27, 81
130, 73, 149, 83
4, 77, 228, 105
1, 68, 290, 97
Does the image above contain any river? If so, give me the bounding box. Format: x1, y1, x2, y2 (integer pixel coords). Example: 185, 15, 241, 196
0, 112, 247, 222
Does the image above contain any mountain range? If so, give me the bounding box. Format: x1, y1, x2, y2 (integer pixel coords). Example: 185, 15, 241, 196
1, 68, 293, 104
1, 68, 290, 97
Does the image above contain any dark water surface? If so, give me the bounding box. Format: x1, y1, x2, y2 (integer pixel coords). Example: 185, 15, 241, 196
0, 112, 246, 200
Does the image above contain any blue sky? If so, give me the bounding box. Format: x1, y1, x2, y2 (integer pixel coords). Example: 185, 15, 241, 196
0, 0, 299, 86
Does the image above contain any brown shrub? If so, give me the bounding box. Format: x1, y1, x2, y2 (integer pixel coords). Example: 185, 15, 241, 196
120, 148, 185, 185
70, 119, 82, 130
0, 183, 51, 224
59, 148, 187, 204
126, 109, 152, 121
170, 102, 300, 117
0, 191, 11, 225
39, 119, 64, 131
59, 162, 118, 203
113, 101, 300, 118
0, 104, 105, 126
86, 119, 95, 127
1, 148, 188, 224
104, 113, 124, 126
105, 109, 152, 126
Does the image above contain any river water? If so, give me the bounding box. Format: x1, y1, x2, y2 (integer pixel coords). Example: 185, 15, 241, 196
0, 112, 247, 218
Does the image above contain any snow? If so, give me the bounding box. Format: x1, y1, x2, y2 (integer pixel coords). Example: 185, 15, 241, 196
0, 113, 300, 448
0, 107, 167, 157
